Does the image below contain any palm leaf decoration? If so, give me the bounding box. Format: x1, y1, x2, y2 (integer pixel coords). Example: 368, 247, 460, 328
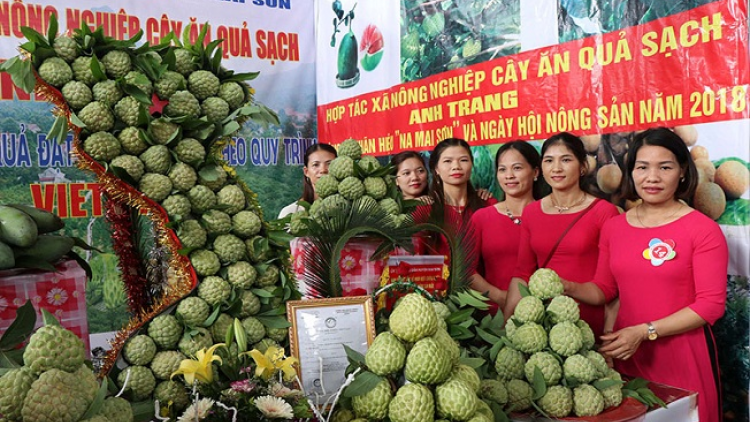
302, 198, 477, 298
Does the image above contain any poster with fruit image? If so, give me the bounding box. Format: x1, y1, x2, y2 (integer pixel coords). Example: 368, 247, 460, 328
0, 0, 317, 337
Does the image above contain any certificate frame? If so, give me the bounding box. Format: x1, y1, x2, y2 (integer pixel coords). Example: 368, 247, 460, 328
286, 296, 376, 405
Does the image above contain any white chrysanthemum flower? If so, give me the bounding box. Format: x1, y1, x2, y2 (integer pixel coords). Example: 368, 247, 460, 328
177, 398, 215, 422
255, 395, 294, 419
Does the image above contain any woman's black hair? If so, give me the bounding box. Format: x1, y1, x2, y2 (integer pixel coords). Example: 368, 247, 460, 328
495, 140, 545, 200
620, 127, 698, 202
428, 138, 484, 220
540, 132, 593, 194
391, 150, 428, 197
302, 143, 337, 203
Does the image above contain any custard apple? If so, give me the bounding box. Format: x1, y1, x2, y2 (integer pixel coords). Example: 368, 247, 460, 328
514, 295, 545, 323
198, 276, 231, 306
117, 365, 156, 401
100, 396, 134, 422
111, 154, 145, 182
149, 118, 180, 145
528, 268, 564, 299
511, 322, 547, 353
266, 327, 288, 343
389, 293, 438, 342
38, 57, 73, 87
101, 50, 132, 79
241, 317, 267, 344
315, 174, 339, 199
79, 101, 114, 132
232, 210, 261, 238
547, 295, 580, 323
358, 155, 381, 172
494, 346, 526, 381
22, 369, 88, 422
217, 184, 246, 215
505, 379, 534, 412
118, 126, 147, 155
209, 313, 234, 342
339, 177, 365, 200
198, 165, 227, 191
161, 194, 191, 218
213, 234, 246, 264
139, 173, 173, 202
448, 364, 481, 393
124, 334, 157, 365
435, 379, 479, 421
238, 289, 262, 317
164, 90, 201, 118
0, 367, 35, 421
525, 351, 562, 386
84, 131, 121, 162
202, 209, 232, 235
219, 81, 245, 109
23, 324, 84, 374
329, 156, 355, 179
573, 384, 605, 416
92, 79, 124, 107
584, 350, 609, 378
176, 296, 210, 327
379, 197, 400, 215
564, 354, 598, 384
148, 314, 183, 349
178, 219, 207, 249
174, 138, 206, 165
190, 249, 221, 276
154, 379, 190, 410
71, 56, 104, 86
365, 332, 406, 376
188, 185, 217, 214
169, 162, 198, 192
549, 321, 583, 357
188, 70, 220, 100
123, 71, 153, 96
178, 327, 213, 357
61, 80, 92, 110
538, 385, 573, 418
173, 48, 197, 75
479, 379, 508, 405
114, 96, 141, 126
227, 260, 257, 289
53, 36, 79, 62
599, 377, 624, 408
404, 336, 452, 384
388, 382, 433, 422
577, 320, 596, 351
363, 177, 387, 199
201, 96, 230, 122
338, 139, 362, 160
433, 327, 459, 364
352, 378, 391, 420
154, 70, 186, 100
150, 350, 187, 380
255, 264, 280, 287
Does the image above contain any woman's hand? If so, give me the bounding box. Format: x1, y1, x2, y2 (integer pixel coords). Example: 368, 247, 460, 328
477, 188, 494, 201
598, 324, 647, 361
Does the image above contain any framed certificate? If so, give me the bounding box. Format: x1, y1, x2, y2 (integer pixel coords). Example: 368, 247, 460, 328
287, 296, 376, 405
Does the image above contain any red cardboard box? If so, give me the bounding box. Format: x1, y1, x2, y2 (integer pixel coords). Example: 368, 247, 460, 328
0, 260, 90, 353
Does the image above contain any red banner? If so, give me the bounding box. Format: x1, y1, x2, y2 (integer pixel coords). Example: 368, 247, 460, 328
317, 0, 750, 156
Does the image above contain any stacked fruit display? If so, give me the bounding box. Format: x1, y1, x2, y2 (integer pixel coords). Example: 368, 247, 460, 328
290, 139, 409, 235
0, 316, 133, 422
690, 142, 750, 222
495, 268, 624, 418
0, 204, 74, 270
336, 293, 495, 422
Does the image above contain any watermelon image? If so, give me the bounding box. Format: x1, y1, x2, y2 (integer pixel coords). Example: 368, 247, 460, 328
360, 24, 384, 71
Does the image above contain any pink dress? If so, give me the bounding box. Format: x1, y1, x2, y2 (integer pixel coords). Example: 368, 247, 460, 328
413, 198, 498, 258
593, 211, 727, 422
513, 199, 619, 337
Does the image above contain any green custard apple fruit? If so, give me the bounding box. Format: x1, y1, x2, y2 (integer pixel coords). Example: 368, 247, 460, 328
216, 184, 247, 215
79, 101, 114, 132
511, 321, 547, 354
188, 70, 220, 100
177, 219, 207, 249
197, 276, 231, 306
83, 131, 121, 162
101, 50, 132, 79
338, 139, 363, 160
116, 365, 156, 401
168, 162, 198, 192
71, 56, 104, 86
479, 379, 507, 405
404, 336, 452, 385
352, 378, 391, 420
150, 350, 187, 380
227, 260, 257, 289
528, 268, 564, 299
564, 354, 598, 384
53, 36, 79, 62
365, 332, 406, 376
538, 385, 573, 418
219, 81, 246, 109
0, 367, 35, 421
547, 295, 580, 323
38, 57, 73, 87
435, 378, 479, 421
61, 80, 92, 110
505, 379, 534, 412
22, 369, 88, 422
389, 293, 438, 342
232, 210, 262, 238
203, 209, 235, 239
329, 156, 355, 180
525, 351, 562, 386
388, 382, 434, 422
573, 384, 605, 416
113, 96, 141, 126
176, 296, 210, 327
513, 295, 545, 323
148, 314, 183, 349
92, 80, 123, 107
118, 126, 148, 155
494, 346, 526, 381
139, 173, 173, 202
23, 325, 85, 374
111, 154, 145, 182
124, 334, 157, 365
549, 321, 583, 357
164, 90, 201, 118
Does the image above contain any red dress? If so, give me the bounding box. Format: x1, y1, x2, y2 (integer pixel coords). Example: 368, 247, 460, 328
413, 198, 497, 258
513, 199, 619, 337
593, 211, 727, 422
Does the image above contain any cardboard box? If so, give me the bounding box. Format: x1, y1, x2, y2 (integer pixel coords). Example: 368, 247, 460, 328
644, 382, 698, 422
0, 260, 90, 353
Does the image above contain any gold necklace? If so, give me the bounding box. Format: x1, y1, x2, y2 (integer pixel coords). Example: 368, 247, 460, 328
635, 203, 684, 228
550, 193, 587, 213
504, 206, 521, 225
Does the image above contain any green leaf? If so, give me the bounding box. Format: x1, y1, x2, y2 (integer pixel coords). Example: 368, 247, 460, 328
222, 121, 240, 136
90, 56, 106, 82
201, 305, 221, 327
198, 164, 221, 182
46, 14, 59, 45
457, 357, 486, 369
518, 282, 531, 297
251, 288, 275, 298
343, 344, 366, 366
47, 115, 68, 141
445, 307, 474, 324
455, 290, 489, 309
20, 26, 49, 47
0, 300, 36, 351
343, 371, 382, 397
593, 378, 623, 390
69, 112, 86, 129
130, 400, 156, 422
0, 350, 24, 369
476, 327, 501, 344
255, 316, 291, 329
225, 71, 260, 82
488, 340, 503, 362
13, 256, 57, 272
531, 366, 548, 400
41, 308, 61, 326
122, 84, 153, 105
80, 378, 108, 420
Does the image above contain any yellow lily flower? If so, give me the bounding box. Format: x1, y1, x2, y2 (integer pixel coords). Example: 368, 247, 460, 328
171, 343, 225, 385
248, 346, 298, 381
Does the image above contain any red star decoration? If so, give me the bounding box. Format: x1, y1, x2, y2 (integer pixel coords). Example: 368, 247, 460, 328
149, 93, 169, 116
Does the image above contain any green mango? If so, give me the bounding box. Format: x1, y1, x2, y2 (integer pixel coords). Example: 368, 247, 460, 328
0, 205, 38, 247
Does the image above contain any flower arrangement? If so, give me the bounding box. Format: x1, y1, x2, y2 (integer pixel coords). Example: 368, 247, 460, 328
167, 341, 314, 422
